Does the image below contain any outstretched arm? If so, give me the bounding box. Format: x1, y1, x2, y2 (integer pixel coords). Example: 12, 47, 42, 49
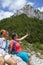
19, 33, 30, 41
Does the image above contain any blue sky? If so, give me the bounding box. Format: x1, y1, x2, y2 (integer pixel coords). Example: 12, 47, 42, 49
27, 0, 43, 8
0, 0, 43, 20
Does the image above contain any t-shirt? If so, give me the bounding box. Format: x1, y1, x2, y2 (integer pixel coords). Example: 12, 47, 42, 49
0, 38, 9, 52
10, 40, 22, 53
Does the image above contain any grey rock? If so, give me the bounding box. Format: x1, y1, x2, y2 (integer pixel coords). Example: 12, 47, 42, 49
14, 4, 43, 20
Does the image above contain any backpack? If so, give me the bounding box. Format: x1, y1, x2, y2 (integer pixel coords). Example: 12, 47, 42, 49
10, 40, 17, 54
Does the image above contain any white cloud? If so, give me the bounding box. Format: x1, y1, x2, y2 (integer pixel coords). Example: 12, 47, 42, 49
1, 0, 27, 11
1, 0, 11, 8
0, 10, 14, 20
27, 2, 34, 6
9, 0, 27, 11
38, 7, 43, 12
0, 0, 27, 20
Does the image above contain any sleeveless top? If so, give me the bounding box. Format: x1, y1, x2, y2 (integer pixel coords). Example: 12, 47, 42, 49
10, 40, 22, 53
0, 38, 9, 52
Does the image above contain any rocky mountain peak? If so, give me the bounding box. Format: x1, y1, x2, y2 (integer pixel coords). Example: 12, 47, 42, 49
14, 4, 43, 20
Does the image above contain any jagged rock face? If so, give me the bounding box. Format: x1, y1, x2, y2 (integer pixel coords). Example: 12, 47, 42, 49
22, 5, 36, 17
14, 5, 43, 20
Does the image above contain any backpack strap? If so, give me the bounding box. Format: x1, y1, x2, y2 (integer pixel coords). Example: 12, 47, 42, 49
11, 41, 17, 54
4, 41, 9, 51
13, 41, 17, 50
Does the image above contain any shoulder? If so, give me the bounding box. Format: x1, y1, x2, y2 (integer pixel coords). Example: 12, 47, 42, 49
10, 40, 14, 45
0, 38, 5, 43
7, 40, 10, 45
10, 40, 14, 43
0, 38, 5, 40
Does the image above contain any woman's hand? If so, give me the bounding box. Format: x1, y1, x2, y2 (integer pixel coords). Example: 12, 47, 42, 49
26, 32, 30, 36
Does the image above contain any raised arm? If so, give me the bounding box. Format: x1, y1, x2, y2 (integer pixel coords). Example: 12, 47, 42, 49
19, 33, 30, 41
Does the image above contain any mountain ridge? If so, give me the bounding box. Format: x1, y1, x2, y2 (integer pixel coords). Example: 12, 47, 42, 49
14, 4, 43, 20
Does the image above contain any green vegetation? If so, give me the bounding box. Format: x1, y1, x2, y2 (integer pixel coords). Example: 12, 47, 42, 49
0, 14, 43, 54
0, 14, 43, 43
